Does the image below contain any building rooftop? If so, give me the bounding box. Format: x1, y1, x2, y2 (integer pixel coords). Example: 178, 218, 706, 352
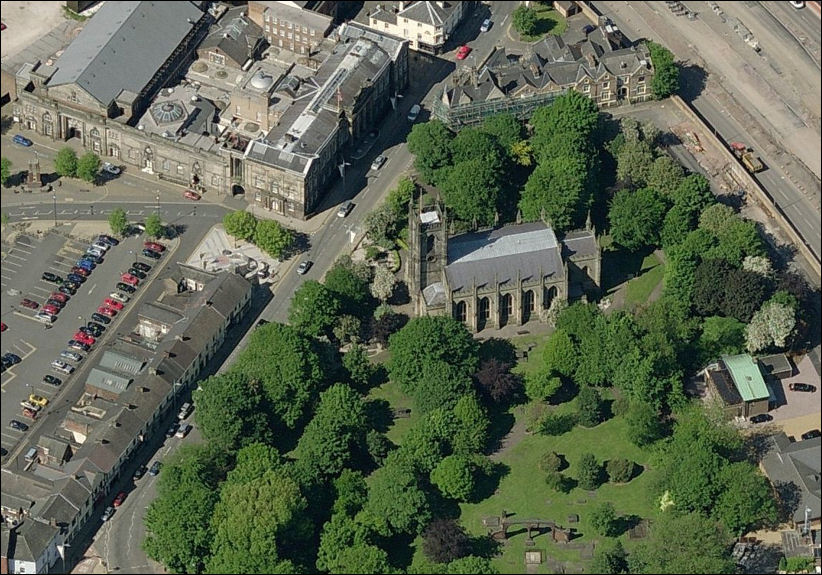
722, 354, 770, 402
200, 5, 264, 68
761, 434, 821, 523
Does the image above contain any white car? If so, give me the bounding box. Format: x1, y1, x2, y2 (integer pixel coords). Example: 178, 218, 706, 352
92, 241, 110, 252
109, 292, 130, 303
480, 18, 492, 33
178, 402, 193, 420
407, 104, 421, 122
102, 162, 122, 176
370, 155, 387, 171
789, 1, 804, 8
51, 360, 75, 374
175, 423, 192, 438
337, 201, 354, 218
61, 350, 83, 362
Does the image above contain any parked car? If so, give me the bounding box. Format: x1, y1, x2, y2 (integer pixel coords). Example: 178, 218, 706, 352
789, 383, 816, 393
74, 331, 95, 343
43, 375, 62, 387
370, 155, 387, 171
142, 249, 161, 260
144, 241, 166, 252
29, 394, 48, 407
103, 298, 124, 310
10, 420, 29, 432
42, 304, 61, 316
92, 241, 111, 253
116, 282, 137, 294
101, 506, 115, 522
178, 402, 193, 420
50, 292, 69, 303
101, 162, 122, 176
59, 285, 77, 296
175, 423, 192, 438
70, 266, 90, 278
407, 104, 421, 122
61, 350, 83, 362
3, 353, 21, 365
296, 260, 312, 275
165, 423, 179, 438
456, 45, 472, 60
51, 360, 74, 374
35, 312, 56, 324
480, 18, 492, 32
133, 465, 147, 481
148, 461, 162, 476
68, 340, 91, 353
112, 492, 127, 507
21, 401, 41, 413
22, 407, 38, 419
20, 298, 40, 309
66, 273, 87, 284
131, 261, 151, 273
12, 134, 33, 147
109, 292, 131, 303
801, 429, 821, 440
97, 306, 117, 318
81, 253, 102, 264
337, 200, 354, 218
46, 298, 65, 309
85, 247, 105, 259
127, 268, 147, 280
41, 272, 63, 284
184, 190, 201, 201
97, 234, 120, 246
0, 322, 5, 333
120, 273, 139, 286
91, 313, 111, 325
86, 322, 106, 335
582, 23, 596, 34
750, 413, 773, 424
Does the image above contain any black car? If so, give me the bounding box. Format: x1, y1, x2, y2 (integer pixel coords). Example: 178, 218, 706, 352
67, 273, 86, 284
64, 280, 82, 291
42, 272, 63, 284
46, 298, 65, 309
43, 375, 62, 387
3, 353, 22, 365
801, 429, 822, 441
148, 461, 162, 476
132, 261, 151, 272
97, 235, 120, 246
116, 282, 137, 294
789, 383, 817, 393
59, 285, 77, 296
86, 322, 106, 335
133, 465, 147, 481
1, 357, 11, 369
91, 313, 112, 325
165, 423, 179, 438
142, 248, 162, 260
10, 420, 29, 432
127, 268, 147, 280
750, 413, 773, 424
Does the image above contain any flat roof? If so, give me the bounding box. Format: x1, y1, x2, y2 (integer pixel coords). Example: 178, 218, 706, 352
722, 354, 769, 402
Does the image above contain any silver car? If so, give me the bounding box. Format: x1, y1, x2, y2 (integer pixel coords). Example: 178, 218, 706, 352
60, 350, 83, 363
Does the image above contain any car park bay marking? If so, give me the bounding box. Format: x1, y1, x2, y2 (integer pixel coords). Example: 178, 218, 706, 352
87, 284, 96, 295
14, 340, 36, 358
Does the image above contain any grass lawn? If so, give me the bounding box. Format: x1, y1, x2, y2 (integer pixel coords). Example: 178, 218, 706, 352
368, 377, 419, 445
460, 409, 660, 574
519, 5, 568, 42
625, 252, 665, 306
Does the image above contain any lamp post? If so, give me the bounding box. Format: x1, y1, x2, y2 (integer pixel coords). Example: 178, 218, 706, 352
338, 160, 351, 198
52, 193, 57, 228
155, 192, 160, 217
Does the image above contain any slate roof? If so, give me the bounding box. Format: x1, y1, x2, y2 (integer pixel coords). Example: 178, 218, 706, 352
561, 230, 598, 259
85, 368, 132, 395
446, 222, 564, 292
761, 434, 821, 523
399, 1, 460, 26
259, 1, 333, 32
48, 1, 204, 106
1, 519, 59, 563
98, 350, 144, 375
200, 5, 264, 67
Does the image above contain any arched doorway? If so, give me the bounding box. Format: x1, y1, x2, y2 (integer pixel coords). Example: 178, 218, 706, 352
522, 290, 535, 323
453, 300, 467, 323
478, 297, 490, 331
89, 128, 102, 153
143, 146, 154, 172
231, 184, 245, 196
499, 293, 512, 327
42, 112, 53, 137
544, 285, 558, 310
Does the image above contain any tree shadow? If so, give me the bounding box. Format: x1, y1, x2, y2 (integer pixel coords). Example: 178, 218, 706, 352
773, 480, 802, 524
387, 280, 411, 305
486, 410, 515, 453
471, 533, 502, 560
548, 379, 578, 405
616, 514, 643, 537
364, 398, 394, 433
601, 245, 654, 294
380, 532, 417, 571
479, 337, 519, 365
600, 398, 614, 422
472, 461, 511, 502
284, 230, 311, 259
677, 63, 709, 103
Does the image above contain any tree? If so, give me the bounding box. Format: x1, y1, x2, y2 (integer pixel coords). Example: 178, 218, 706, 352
431, 455, 476, 501
77, 151, 101, 182
544, 471, 573, 493
207, 470, 311, 573
444, 556, 498, 574
525, 369, 563, 402
371, 310, 408, 346
510, 140, 534, 166
223, 210, 258, 241
722, 268, 770, 322
707, 218, 766, 265
577, 385, 604, 427
225, 443, 283, 486
254, 219, 293, 259
590, 502, 619, 537
616, 139, 655, 186
576, 452, 601, 490
364, 204, 399, 249
413, 360, 473, 414
325, 258, 372, 316
663, 445, 723, 514
647, 154, 684, 195
388, 316, 479, 395
55, 147, 78, 178
407, 120, 453, 184
370, 265, 396, 302
742, 255, 772, 277
474, 358, 522, 405
745, 301, 796, 353
512, 5, 537, 36
671, 174, 713, 213
542, 329, 579, 378
108, 207, 129, 236
481, 112, 524, 152
519, 157, 587, 232
539, 451, 563, 473
697, 316, 746, 363
145, 212, 164, 239
232, 322, 325, 429
607, 458, 636, 484
439, 159, 500, 226
193, 372, 273, 451
625, 400, 664, 447
288, 280, 341, 337
629, 512, 734, 574
343, 344, 376, 393
647, 41, 679, 98
714, 462, 777, 536
692, 259, 736, 316
590, 540, 629, 574
334, 314, 362, 345
452, 394, 490, 454
422, 518, 471, 564
531, 87, 600, 144
450, 128, 503, 167
294, 383, 368, 480
698, 203, 736, 235
0, 157, 11, 186
609, 187, 667, 250
333, 469, 369, 517
364, 455, 431, 536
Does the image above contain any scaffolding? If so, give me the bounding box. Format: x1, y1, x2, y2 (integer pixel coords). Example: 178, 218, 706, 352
431, 88, 568, 131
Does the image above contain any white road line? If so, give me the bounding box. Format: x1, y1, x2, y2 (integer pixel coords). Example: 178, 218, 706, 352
88, 284, 96, 295
4, 261, 22, 267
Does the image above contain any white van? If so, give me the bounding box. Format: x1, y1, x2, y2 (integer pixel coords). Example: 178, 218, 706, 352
25, 447, 38, 462
407, 104, 421, 122
178, 402, 192, 420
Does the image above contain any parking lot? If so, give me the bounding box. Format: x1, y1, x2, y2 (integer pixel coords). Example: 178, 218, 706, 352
1, 229, 165, 458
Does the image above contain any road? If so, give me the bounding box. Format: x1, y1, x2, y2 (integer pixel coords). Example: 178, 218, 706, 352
595, 0, 821, 265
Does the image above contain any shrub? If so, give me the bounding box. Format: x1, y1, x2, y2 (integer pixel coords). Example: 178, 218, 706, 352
538, 412, 577, 436
590, 502, 619, 537
607, 458, 635, 484
539, 451, 563, 473
545, 471, 572, 493
577, 453, 601, 490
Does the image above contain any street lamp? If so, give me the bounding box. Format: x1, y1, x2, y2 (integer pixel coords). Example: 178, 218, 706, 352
155, 192, 160, 217
52, 193, 57, 228
338, 161, 351, 198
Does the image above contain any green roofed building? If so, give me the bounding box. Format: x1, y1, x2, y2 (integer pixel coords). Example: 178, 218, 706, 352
704, 353, 771, 419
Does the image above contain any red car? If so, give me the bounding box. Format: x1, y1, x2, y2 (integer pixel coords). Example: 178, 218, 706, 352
113, 491, 127, 507
42, 304, 61, 315
20, 298, 39, 310
183, 190, 201, 201
456, 45, 472, 60
50, 292, 69, 303
70, 266, 90, 277
97, 306, 117, 317
103, 298, 124, 310
1, 322, 6, 332
144, 241, 165, 253
120, 273, 139, 286
73, 332, 95, 345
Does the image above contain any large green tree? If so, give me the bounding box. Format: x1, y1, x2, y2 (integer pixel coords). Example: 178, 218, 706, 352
480, 112, 524, 152
193, 372, 273, 452
647, 154, 684, 195
576, 452, 601, 490
430, 454, 476, 501
590, 540, 629, 574
363, 453, 431, 536
223, 210, 258, 241
450, 128, 503, 167
577, 385, 604, 427
512, 5, 537, 36
145, 212, 164, 239
254, 219, 293, 259
609, 187, 668, 250
388, 316, 479, 395
232, 322, 325, 429
542, 329, 579, 378
616, 139, 655, 186
714, 462, 777, 536
108, 207, 129, 236
422, 518, 471, 564
317, 513, 389, 574
625, 400, 664, 447
55, 147, 78, 178
1, 157, 12, 186
412, 359, 473, 414
590, 502, 620, 537
77, 151, 101, 182
647, 41, 680, 99
324, 256, 372, 317
288, 280, 341, 338
439, 158, 501, 226
519, 157, 588, 231
407, 120, 453, 185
